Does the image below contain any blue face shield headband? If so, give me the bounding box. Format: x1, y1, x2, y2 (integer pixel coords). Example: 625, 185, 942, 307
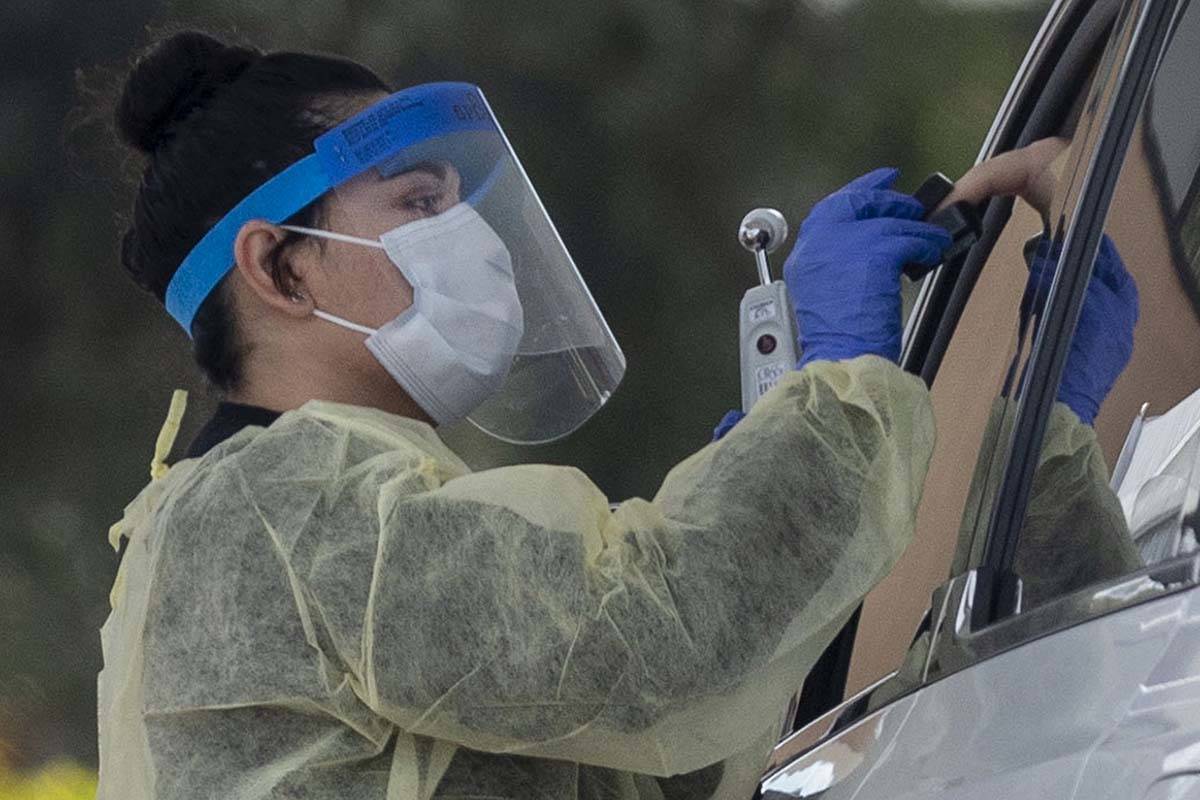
164, 82, 498, 334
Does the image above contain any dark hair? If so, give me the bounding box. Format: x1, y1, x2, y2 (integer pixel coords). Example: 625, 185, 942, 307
114, 31, 389, 390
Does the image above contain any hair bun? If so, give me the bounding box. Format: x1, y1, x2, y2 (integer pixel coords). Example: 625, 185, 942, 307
116, 31, 260, 155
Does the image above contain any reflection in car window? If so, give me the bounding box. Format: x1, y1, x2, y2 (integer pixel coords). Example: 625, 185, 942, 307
941, 9, 1139, 597
1004, 0, 1200, 612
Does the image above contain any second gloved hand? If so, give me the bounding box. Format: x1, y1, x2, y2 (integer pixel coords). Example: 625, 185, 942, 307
1025, 235, 1139, 425
785, 167, 952, 367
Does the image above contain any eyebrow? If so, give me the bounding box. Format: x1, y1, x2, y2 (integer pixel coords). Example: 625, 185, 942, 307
390, 161, 448, 182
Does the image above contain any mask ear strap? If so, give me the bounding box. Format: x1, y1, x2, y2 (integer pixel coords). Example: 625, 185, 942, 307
312, 309, 379, 336
278, 224, 386, 250
278, 225, 387, 336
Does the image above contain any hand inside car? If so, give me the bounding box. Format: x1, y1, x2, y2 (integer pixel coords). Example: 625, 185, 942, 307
938, 136, 1072, 221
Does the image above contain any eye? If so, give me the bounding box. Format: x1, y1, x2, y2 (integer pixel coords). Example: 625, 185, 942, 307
392, 194, 438, 217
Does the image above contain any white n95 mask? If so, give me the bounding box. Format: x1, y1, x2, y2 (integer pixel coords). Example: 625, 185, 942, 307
282, 202, 525, 426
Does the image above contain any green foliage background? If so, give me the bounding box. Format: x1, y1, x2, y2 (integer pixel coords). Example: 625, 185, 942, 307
0, 0, 1045, 771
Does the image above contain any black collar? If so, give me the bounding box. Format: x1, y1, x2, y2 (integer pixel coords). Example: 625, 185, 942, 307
185, 401, 282, 459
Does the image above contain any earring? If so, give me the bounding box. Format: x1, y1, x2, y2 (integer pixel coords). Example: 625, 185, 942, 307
289, 290, 307, 302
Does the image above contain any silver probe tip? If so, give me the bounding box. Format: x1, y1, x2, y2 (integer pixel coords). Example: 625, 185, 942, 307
738, 208, 789, 254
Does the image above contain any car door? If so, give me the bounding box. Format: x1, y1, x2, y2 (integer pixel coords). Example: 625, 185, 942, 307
762, 0, 1200, 795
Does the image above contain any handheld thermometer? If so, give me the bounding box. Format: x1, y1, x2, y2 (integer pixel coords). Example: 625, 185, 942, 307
738, 208, 796, 412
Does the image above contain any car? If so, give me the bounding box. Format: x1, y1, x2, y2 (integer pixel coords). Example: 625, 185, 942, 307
758, 0, 1200, 796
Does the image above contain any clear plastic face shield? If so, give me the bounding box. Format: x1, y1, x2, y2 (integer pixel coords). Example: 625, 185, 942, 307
165, 83, 625, 444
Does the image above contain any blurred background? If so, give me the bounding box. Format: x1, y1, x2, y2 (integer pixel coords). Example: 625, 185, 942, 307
0, 0, 1048, 793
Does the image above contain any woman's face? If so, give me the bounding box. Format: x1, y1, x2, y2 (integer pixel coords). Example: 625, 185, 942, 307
303, 160, 463, 328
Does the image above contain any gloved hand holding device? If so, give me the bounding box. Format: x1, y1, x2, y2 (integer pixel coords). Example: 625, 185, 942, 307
1023, 234, 1139, 426
716, 137, 1075, 442
784, 167, 952, 367
713, 168, 950, 440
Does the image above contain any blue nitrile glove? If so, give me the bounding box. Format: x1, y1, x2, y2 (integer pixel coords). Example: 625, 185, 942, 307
785, 167, 953, 367
1024, 234, 1139, 425
713, 410, 745, 441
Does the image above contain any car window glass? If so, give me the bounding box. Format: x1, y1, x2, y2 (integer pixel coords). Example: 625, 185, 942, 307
842, 48, 1122, 696
845, 162, 1077, 691
969, 0, 1200, 615
844, 0, 1155, 695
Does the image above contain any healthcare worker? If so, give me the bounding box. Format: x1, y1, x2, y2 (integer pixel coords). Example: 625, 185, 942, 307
97, 31, 941, 799
97, 30, 1120, 800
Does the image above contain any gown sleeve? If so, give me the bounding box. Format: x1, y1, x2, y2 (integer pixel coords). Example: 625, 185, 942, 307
307, 355, 936, 776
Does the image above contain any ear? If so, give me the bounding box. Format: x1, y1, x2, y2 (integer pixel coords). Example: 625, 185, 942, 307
232, 220, 314, 320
